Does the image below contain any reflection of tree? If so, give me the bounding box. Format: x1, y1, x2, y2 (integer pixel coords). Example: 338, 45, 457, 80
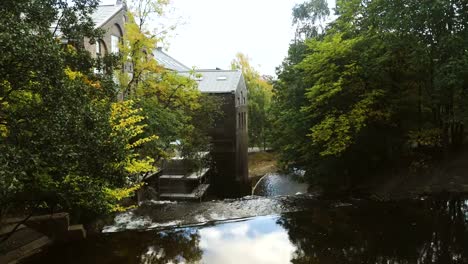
278, 199, 468, 264
138, 230, 202, 264
25, 229, 202, 264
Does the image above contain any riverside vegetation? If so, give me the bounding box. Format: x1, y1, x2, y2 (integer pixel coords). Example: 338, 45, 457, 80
0, 0, 220, 226
2, 0, 468, 230
271, 0, 468, 191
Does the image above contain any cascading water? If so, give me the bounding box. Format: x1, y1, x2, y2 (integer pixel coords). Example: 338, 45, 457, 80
102, 171, 310, 233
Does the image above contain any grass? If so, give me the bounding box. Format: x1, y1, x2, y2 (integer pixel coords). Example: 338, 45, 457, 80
248, 152, 278, 179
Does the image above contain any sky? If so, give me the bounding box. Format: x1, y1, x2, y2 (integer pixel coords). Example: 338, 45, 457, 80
102, 0, 335, 76
167, 0, 306, 76
199, 216, 296, 263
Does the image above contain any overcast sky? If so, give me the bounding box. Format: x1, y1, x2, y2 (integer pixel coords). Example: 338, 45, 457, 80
168, 0, 308, 76
103, 0, 335, 76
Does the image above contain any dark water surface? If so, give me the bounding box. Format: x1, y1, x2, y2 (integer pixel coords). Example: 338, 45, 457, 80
24, 197, 468, 264
253, 172, 309, 196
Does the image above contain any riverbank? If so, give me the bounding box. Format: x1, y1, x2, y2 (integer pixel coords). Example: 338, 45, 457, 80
245, 149, 468, 201
248, 151, 278, 186
356, 150, 468, 200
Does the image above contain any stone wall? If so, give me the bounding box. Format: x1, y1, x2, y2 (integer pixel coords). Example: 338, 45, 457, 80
84, 6, 127, 58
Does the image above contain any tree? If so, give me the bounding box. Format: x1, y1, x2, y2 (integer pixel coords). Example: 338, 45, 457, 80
119, 0, 222, 171
273, 0, 468, 188
0, 0, 156, 225
292, 0, 330, 39
271, 0, 331, 175
231, 53, 273, 149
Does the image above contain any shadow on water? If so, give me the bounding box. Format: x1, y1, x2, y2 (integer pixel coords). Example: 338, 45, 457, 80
279, 198, 468, 264
24, 196, 468, 264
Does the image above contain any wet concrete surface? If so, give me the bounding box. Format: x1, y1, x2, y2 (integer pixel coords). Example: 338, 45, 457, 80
102, 194, 318, 233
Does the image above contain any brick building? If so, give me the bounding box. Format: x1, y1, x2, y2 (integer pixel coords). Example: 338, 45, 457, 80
155, 49, 250, 197
75, 3, 249, 198
86, 1, 127, 57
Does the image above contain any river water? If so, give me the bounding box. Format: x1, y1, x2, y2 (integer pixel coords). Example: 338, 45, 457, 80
253, 172, 308, 196
23, 174, 468, 264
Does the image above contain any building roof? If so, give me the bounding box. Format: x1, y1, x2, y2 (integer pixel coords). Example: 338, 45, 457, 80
91, 4, 124, 28
154, 48, 191, 72
179, 70, 242, 93
50, 3, 123, 35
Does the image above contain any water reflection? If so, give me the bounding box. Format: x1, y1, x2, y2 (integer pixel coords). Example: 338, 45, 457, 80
24, 197, 468, 264
25, 229, 203, 264
199, 216, 295, 264
254, 173, 309, 196
278, 198, 468, 264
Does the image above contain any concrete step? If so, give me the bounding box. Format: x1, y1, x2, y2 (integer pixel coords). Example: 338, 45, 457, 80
159, 174, 186, 180
0, 227, 45, 253
186, 168, 210, 180
159, 168, 209, 181
3, 213, 69, 240
67, 225, 87, 242
1, 213, 87, 263
0, 231, 52, 264
159, 180, 195, 193
160, 184, 210, 201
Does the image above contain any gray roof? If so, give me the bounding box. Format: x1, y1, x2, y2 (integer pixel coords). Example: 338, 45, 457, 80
51, 4, 123, 35
91, 4, 123, 28
154, 48, 191, 72
179, 70, 242, 93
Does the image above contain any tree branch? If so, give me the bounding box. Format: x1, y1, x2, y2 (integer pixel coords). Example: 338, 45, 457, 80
0, 212, 34, 245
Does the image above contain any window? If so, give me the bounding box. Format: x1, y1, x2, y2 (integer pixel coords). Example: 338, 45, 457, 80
241, 112, 244, 129
112, 71, 120, 86
243, 112, 246, 130
96, 41, 100, 55
238, 113, 241, 129
111, 35, 119, 54
95, 40, 107, 56
94, 40, 108, 74
125, 40, 131, 60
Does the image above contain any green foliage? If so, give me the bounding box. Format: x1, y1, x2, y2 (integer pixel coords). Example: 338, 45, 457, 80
0, 0, 217, 224
273, 0, 468, 188
231, 53, 273, 149
292, 0, 330, 39
0, 0, 155, 223
109, 100, 157, 176
120, 1, 222, 171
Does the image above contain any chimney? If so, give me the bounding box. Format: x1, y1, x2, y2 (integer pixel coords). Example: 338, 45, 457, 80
215, 67, 222, 70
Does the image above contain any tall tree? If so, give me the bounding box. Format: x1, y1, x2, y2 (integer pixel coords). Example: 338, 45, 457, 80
292, 0, 330, 39
271, 0, 331, 174
231, 53, 273, 149
0, 0, 156, 224
119, 0, 221, 169
273, 0, 468, 188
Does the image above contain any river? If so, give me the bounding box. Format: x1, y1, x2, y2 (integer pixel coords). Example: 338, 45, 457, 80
23, 173, 468, 264
253, 172, 308, 196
